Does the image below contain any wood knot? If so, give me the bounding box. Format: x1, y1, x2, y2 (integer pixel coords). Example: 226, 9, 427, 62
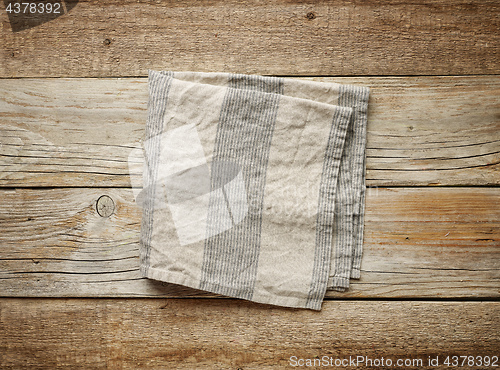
97, 195, 115, 217
104, 38, 112, 46
306, 12, 316, 20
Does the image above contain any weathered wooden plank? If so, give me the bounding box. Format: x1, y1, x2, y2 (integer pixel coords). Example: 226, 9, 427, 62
1, 76, 498, 187
0, 298, 498, 369
0, 187, 498, 298
1, 0, 499, 77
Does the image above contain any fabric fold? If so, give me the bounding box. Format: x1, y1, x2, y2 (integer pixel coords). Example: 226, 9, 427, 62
139, 70, 369, 310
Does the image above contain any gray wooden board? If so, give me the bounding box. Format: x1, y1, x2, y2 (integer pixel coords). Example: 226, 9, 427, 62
1, 76, 499, 187
0, 187, 498, 298
1, 1, 499, 77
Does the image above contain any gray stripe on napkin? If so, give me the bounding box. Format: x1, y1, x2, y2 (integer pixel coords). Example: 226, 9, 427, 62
140, 70, 173, 275
330, 84, 369, 289
305, 107, 349, 308
200, 76, 283, 299
349, 86, 370, 279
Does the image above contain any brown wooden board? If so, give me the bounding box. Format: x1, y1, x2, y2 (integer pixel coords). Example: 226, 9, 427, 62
1, 0, 499, 367
1, 76, 499, 188
1, 1, 499, 78
1, 187, 498, 298
1, 298, 499, 369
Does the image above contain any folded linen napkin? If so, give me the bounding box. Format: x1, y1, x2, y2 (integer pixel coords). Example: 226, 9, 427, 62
139, 70, 369, 310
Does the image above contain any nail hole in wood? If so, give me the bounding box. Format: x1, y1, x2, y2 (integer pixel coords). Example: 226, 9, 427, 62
306, 12, 316, 20
104, 38, 112, 45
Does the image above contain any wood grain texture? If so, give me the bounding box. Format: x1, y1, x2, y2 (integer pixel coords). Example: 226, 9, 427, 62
1, 187, 498, 298
1, 0, 499, 78
1, 298, 499, 369
1, 0, 498, 366
1, 76, 498, 187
